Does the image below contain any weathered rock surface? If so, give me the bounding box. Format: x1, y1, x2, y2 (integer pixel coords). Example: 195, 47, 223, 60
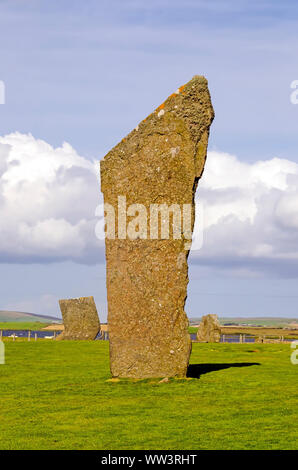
56, 296, 100, 340
197, 314, 221, 343
100, 76, 214, 378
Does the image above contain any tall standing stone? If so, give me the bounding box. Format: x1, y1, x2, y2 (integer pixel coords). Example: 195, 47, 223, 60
100, 76, 214, 378
56, 296, 101, 340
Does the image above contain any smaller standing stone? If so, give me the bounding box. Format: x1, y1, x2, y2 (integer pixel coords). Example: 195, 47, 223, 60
56, 296, 100, 340
197, 314, 221, 343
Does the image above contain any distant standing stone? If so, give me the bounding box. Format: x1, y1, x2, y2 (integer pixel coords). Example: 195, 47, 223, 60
100, 75, 214, 378
56, 296, 100, 340
197, 314, 221, 343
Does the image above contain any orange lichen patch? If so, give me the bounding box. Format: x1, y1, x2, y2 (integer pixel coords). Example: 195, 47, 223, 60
178, 84, 186, 94
155, 102, 165, 112
155, 90, 181, 114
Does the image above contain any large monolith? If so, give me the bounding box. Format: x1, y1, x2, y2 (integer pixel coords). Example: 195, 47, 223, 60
100, 76, 214, 377
56, 296, 100, 340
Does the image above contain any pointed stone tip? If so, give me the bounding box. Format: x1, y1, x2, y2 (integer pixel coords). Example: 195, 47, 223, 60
101, 74, 213, 167
191, 74, 208, 82
157, 75, 211, 111
184, 75, 209, 90
175, 75, 209, 94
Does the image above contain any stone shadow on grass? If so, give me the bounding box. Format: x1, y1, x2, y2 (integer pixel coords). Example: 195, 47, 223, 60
187, 362, 260, 379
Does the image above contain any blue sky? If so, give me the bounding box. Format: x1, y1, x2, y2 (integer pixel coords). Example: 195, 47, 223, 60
1, 0, 298, 160
0, 0, 298, 320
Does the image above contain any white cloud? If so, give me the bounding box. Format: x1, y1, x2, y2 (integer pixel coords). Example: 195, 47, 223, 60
1, 132, 298, 277
0, 132, 103, 263
194, 151, 298, 275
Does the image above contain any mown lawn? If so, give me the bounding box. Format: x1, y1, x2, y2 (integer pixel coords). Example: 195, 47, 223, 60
0, 341, 297, 450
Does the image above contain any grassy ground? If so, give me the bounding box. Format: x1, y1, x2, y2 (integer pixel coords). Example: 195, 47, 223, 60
0, 322, 50, 330
0, 341, 297, 450
188, 326, 198, 334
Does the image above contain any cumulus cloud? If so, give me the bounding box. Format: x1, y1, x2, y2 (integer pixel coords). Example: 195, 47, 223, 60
193, 151, 298, 277
0, 132, 103, 263
1, 132, 298, 277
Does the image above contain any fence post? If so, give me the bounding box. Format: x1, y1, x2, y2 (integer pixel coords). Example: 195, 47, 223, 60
13, 333, 15, 342
239, 334, 243, 344
35, 333, 37, 341
28, 330, 31, 342
243, 334, 246, 343
222, 334, 225, 343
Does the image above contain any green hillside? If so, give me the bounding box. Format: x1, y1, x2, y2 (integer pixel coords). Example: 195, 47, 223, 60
0, 310, 60, 323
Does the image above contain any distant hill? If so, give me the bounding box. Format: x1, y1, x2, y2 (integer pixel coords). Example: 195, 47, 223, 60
0, 310, 61, 323
189, 316, 298, 328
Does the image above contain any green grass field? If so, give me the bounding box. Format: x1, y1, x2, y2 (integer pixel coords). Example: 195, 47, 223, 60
0, 322, 50, 330
0, 341, 297, 450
